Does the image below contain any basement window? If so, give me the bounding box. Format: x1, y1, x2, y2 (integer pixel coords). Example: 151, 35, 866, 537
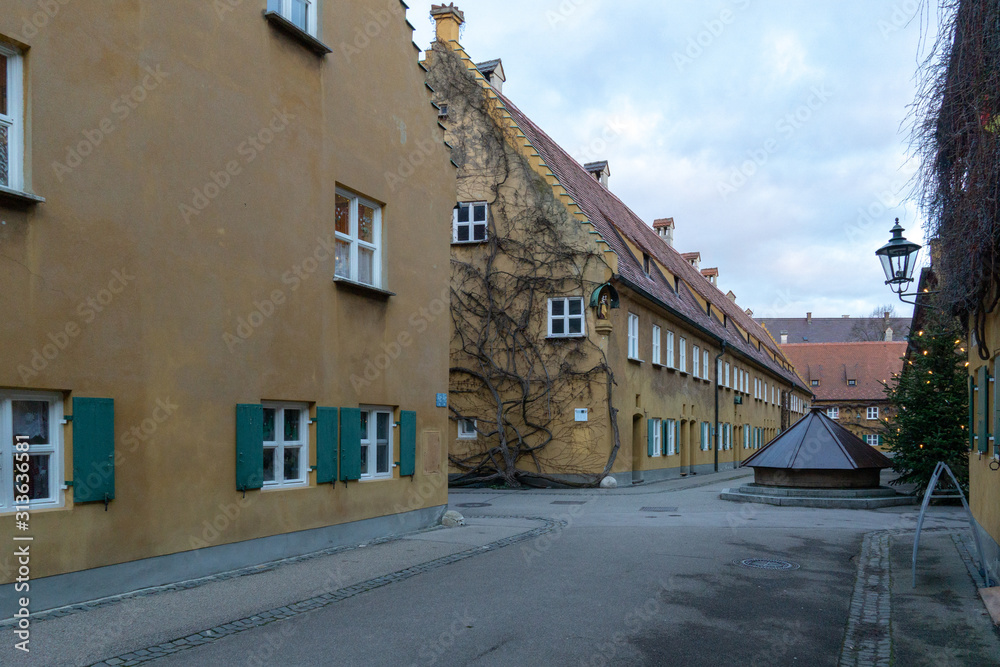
457, 419, 477, 439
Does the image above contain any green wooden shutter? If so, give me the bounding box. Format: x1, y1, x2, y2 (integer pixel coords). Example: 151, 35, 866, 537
72, 397, 115, 504
995, 361, 1000, 455
339, 407, 362, 481
399, 410, 417, 477
315, 407, 338, 485
236, 404, 264, 492
970, 374, 976, 451
979, 365, 990, 453
647, 419, 655, 457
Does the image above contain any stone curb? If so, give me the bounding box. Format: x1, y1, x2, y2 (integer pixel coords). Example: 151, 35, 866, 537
86, 515, 562, 666
449, 470, 754, 497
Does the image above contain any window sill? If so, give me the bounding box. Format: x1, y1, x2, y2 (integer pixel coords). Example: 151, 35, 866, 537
628, 357, 644, 365
652, 362, 666, 369
334, 278, 395, 299
548, 335, 587, 340
263, 11, 333, 55
451, 239, 489, 246
359, 476, 393, 483
0, 184, 45, 206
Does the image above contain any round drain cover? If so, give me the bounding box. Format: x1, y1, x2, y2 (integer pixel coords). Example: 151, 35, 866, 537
737, 558, 799, 571
455, 502, 491, 508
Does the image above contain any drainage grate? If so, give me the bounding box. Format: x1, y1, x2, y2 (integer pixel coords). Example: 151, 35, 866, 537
737, 558, 800, 571
551, 501, 587, 505
455, 503, 492, 508
640, 507, 679, 513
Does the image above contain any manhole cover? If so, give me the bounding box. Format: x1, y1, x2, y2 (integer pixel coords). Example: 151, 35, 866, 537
737, 558, 800, 571
455, 503, 491, 508
551, 501, 587, 505
640, 507, 679, 513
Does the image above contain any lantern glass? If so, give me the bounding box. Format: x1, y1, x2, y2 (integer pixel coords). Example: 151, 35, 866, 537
875, 220, 921, 287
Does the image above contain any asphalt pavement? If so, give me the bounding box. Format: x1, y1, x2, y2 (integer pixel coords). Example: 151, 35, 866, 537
2, 469, 997, 666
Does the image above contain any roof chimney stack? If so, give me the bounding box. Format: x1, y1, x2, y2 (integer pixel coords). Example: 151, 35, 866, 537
431, 4, 465, 46
701, 267, 719, 286
653, 218, 674, 247
780, 331, 788, 345
806, 312, 812, 324
476, 59, 505, 93
681, 252, 701, 271
584, 161, 610, 188
726, 290, 737, 303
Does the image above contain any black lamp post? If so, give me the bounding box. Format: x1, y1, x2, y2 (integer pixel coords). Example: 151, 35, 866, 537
876, 219, 926, 305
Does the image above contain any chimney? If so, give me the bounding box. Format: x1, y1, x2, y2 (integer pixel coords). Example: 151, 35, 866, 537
701, 267, 719, 286
584, 161, 610, 188
653, 218, 674, 247
806, 312, 812, 324
726, 290, 737, 303
780, 331, 788, 345
745, 308, 754, 317
476, 59, 506, 94
885, 326, 894, 342
681, 252, 701, 271
431, 3, 465, 45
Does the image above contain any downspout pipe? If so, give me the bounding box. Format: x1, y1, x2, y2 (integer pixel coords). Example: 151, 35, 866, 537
714, 341, 727, 473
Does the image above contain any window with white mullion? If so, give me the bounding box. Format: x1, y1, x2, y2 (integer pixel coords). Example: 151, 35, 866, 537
549, 298, 586, 338
679, 338, 687, 373
453, 202, 488, 243
262, 403, 308, 488
0, 47, 23, 191
335, 190, 382, 288
666, 331, 675, 368
627, 313, 639, 358
0, 391, 64, 511
652, 418, 662, 457
693, 345, 700, 378
281, 0, 319, 36
652, 326, 661, 365
360, 407, 393, 479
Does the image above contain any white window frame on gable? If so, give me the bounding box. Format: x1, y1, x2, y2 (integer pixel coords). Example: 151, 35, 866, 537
359, 406, 394, 480
277, 0, 319, 37
693, 345, 700, 378
666, 331, 675, 368
262, 402, 309, 489
549, 297, 586, 338
627, 313, 640, 359
827, 407, 839, 420
679, 337, 687, 373
457, 418, 477, 440
453, 202, 488, 243
867, 407, 879, 420
652, 325, 661, 365
0, 390, 64, 512
0, 45, 24, 192
335, 189, 383, 288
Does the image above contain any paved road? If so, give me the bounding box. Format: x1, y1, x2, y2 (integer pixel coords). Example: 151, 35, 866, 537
3, 470, 993, 666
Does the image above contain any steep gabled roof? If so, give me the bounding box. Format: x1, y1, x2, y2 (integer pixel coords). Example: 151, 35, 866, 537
779, 342, 906, 402
490, 90, 804, 388
757, 316, 911, 343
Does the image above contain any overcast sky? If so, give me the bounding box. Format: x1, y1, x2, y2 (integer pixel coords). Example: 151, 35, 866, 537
411, 0, 943, 319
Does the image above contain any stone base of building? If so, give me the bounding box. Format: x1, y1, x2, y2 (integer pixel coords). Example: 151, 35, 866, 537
0, 505, 446, 619
449, 462, 742, 488
974, 518, 1000, 587
720, 484, 916, 509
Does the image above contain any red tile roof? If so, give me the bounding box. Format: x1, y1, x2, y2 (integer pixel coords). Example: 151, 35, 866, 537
491, 90, 805, 390
779, 342, 907, 401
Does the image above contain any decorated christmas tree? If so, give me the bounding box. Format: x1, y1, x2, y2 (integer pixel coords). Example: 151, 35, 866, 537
883, 313, 969, 493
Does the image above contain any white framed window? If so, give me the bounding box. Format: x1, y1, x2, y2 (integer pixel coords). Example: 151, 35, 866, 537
628, 313, 640, 359
867, 407, 879, 420
453, 202, 488, 243
866, 434, 880, 447
693, 345, 701, 378
717, 360, 723, 385
700, 421, 710, 450
335, 189, 383, 288
549, 297, 586, 338
360, 406, 394, 480
278, 0, 319, 36
679, 338, 687, 373
666, 420, 677, 455
457, 418, 477, 439
725, 362, 730, 388
827, 407, 839, 420
0, 45, 24, 191
0, 391, 63, 512
666, 331, 675, 368
262, 402, 309, 488
652, 326, 661, 365
723, 423, 731, 450
703, 350, 710, 381
651, 418, 662, 457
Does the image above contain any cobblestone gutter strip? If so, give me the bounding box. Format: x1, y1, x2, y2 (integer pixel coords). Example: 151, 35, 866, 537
88, 516, 561, 667
839, 531, 892, 667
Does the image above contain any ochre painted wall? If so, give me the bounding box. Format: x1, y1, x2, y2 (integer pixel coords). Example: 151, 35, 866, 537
0, 0, 455, 582
970, 314, 1000, 554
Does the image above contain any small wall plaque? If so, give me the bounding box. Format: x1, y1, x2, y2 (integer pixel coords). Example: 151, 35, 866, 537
436, 393, 448, 408
575, 409, 589, 422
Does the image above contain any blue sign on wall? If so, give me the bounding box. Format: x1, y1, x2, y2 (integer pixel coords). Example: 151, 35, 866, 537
436, 393, 448, 408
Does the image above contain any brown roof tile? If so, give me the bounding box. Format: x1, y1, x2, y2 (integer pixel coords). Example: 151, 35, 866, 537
779, 342, 907, 402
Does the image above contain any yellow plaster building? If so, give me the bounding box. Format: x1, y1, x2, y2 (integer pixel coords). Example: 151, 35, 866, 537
0, 0, 455, 608
426, 5, 812, 487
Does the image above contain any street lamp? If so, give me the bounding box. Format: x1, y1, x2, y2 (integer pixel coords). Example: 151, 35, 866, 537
876, 219, 925, 305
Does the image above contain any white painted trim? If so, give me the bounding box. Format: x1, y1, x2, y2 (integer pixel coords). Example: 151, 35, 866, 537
0, 390, 64, 512
0, 45, 24, 192
548, 297, 586, 339
359, 406, 394, 480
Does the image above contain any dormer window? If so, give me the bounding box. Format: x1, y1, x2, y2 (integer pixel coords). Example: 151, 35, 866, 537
847, 379, 857, 386
643, 253, 651, 276
438, 104, 449, 119
811, 379, 820, 387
